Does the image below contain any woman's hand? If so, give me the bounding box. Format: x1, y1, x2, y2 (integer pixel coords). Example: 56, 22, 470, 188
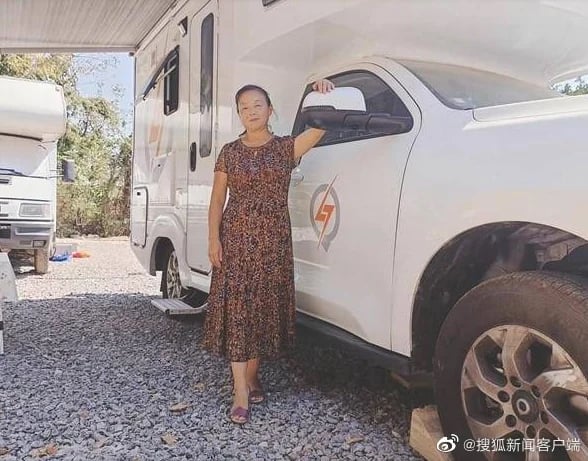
312, 79, 335, 94
208, 238, 223, 268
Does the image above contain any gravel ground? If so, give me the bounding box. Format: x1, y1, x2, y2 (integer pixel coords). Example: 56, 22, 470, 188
0, 238, 427, 461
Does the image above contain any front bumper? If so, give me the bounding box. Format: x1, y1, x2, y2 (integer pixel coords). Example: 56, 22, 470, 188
0, 220, 53, 250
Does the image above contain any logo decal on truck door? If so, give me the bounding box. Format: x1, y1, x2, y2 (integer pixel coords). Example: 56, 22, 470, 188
310, 176, 340, 251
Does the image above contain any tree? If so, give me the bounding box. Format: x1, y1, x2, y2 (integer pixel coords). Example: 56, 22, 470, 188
0, 53, 131, 236
554, 76, 588, 96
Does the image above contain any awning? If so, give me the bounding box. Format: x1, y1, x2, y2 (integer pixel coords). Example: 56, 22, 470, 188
0, 0, 177, 53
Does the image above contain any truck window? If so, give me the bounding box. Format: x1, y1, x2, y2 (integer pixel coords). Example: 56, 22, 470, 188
398, 60, 562, 110
292, 70, 413, 146
164, 47, 179, 115
199, 13, 214, 158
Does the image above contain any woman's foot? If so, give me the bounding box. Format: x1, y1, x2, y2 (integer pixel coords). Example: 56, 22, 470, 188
230, 388, 249, 424
247, 377, 265, 404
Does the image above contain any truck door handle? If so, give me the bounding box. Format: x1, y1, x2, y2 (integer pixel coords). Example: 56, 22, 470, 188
190, 142, 197, 171
290, 169, 304, 186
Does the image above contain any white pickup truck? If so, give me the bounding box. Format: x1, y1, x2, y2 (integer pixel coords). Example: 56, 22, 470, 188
297, 62, 588, 460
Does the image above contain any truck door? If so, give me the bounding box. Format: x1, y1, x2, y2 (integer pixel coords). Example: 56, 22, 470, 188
185, 0, 217, 273
289, 65, 421, 349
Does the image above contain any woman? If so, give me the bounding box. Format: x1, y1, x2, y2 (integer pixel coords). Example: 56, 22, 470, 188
202, 78, 335, 424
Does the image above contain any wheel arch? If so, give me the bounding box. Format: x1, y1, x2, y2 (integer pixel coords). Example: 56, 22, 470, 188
411, 221, 588, 371
150, 237, 174, 274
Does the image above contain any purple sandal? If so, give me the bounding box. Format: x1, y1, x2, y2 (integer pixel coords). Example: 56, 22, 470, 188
249, 388, 265, 404
229, 406, 250, 424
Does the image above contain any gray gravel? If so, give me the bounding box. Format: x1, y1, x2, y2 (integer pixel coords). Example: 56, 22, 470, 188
0, 237, 426, 460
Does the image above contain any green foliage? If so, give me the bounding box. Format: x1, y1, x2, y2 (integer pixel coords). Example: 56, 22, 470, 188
554, 76, 588, 96
0, 53, 131, 237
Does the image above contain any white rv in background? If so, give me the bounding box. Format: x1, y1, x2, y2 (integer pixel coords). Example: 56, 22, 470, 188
0, 76, 74, 273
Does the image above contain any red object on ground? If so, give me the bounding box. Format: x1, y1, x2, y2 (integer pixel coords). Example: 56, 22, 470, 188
72, 251, 91, 258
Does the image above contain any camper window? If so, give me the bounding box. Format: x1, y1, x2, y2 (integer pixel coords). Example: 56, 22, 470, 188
199, 13, 214, 158
139, 45, 179, 113
262, 0, 282, 5
164, 48, 179, 115
292, 70, 413, 146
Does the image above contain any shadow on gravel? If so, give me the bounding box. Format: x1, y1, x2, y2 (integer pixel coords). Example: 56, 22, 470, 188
7, 250, 39, 277
0, 292, 427, 460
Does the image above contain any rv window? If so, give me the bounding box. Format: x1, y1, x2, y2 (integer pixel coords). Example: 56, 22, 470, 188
139, 46, 179, 102
262, 0, 283, 5
164, 47, 180, 115
292, 71, 413, 146
199, 13, 214, 158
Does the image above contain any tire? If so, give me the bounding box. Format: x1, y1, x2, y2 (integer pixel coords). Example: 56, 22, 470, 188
434, 272, 588, 461
34, 248, 49, 274
161, 247, 189, 299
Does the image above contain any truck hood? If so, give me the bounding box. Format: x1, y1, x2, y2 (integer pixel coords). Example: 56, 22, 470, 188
473, 94, 588, 122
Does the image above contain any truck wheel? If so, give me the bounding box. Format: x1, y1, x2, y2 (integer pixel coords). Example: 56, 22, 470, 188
434, 272, 588, 460
161, 247, 188, 299
34, 248, 49, 274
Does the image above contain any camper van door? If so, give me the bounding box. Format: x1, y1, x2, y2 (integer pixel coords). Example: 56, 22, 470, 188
186, 0, 218, 274
290, 65, 421, 349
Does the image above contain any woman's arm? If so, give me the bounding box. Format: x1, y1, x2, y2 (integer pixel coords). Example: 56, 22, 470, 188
208, 171, 228, 268
293, 79, 335, 161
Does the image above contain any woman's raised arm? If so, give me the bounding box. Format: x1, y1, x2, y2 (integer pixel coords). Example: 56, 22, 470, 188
293, 79, 335, 160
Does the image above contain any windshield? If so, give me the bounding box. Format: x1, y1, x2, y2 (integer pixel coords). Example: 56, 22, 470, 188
398, 60, 563, 110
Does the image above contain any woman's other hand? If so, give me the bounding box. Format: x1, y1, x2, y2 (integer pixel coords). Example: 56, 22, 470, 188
209, 238, 223, 268
312, 79, 335, 94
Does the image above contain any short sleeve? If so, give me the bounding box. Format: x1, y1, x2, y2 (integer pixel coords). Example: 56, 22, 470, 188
282, 135, 298, 170
214, 144, 228, 173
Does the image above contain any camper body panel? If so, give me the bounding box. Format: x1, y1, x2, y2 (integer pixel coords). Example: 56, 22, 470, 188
130, 0, 588, 362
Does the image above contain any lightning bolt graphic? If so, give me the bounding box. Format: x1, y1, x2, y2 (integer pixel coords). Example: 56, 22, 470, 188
314, 175, 338, 248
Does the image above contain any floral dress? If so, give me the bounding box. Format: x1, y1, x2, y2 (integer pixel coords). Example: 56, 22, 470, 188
202, 135, 299, 362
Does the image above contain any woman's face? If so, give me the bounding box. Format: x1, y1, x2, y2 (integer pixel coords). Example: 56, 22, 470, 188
237, 89, 273, 133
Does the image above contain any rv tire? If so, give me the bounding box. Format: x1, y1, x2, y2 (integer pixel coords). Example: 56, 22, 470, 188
161, 246, 188, 299
434, 271, 588, 460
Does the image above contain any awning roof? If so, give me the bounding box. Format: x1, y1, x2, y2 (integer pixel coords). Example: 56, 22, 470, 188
1, 0, 588, 85
0, 0, 177, 53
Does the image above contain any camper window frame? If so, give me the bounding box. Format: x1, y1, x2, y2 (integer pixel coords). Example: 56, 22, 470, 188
198, 13, 214, 158
139, 45, 180, 116
163, 48, 180, 115
292, 70, 414, 146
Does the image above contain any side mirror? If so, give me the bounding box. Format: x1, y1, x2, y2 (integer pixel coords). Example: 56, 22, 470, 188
301, 87, 366, 129
301, 86, 413, 135
62, 159, 76, 183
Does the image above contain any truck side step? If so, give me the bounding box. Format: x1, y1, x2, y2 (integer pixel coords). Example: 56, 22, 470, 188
151, 298, 207, 316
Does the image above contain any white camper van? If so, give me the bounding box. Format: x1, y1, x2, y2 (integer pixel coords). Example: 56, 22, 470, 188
127, 1, 588, 455
0, 76, 73, 273
7, 0, 588, 456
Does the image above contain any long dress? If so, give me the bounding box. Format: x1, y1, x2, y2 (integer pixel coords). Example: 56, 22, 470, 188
202, 135, 298, 362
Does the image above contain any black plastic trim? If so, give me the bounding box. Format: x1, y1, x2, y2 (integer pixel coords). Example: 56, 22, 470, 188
297, 312, 412, 376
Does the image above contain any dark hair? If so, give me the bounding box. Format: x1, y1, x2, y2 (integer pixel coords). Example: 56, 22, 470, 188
235, 84, 272, 113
